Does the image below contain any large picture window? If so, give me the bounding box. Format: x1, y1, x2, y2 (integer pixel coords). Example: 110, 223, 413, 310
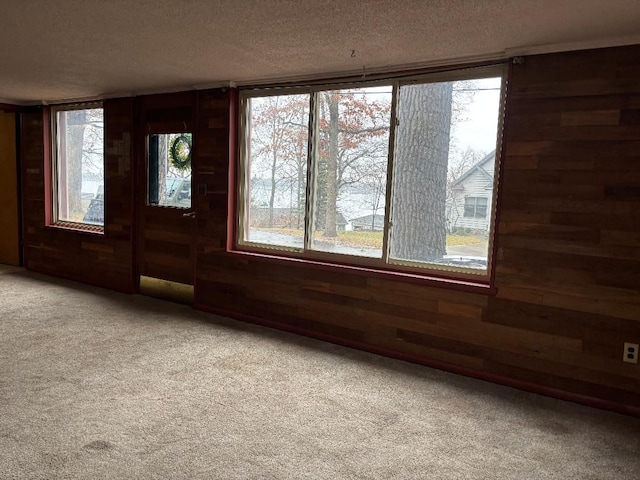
51, 103, 104, 229
237, 66, 505, 279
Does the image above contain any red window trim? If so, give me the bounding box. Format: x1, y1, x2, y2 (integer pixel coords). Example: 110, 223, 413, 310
46, 221, 105, 235
46, 103, 105, 233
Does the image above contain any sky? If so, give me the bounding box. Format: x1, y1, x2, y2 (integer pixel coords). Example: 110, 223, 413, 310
450, 76, 502, 157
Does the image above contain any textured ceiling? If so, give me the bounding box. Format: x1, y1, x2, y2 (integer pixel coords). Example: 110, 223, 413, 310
2, 0, 640, 104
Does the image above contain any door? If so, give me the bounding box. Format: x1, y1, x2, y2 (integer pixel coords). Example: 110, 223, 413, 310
136, 93, 196, 303
0, 111, 20, 266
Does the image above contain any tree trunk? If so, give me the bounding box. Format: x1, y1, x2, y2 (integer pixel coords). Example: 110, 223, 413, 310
391, 82, 452, 262
295, 109, 306, 229
297, 157, 304, 229
66, 110, 86, 217
269, 147, 277, 227
158, 135, 168, 203
323, 93, 339, 238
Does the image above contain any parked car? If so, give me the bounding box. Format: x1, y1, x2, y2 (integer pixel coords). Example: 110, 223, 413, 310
82, 185, 104, 225
163, 178, 191, 208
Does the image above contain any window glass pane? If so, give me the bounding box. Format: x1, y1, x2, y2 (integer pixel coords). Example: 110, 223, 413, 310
242, 94, 310, 249
464, 198, 476, 218
148, 133, 192, 208
389, 77, 502, 272
55, 107, 104, 225
476, 197, 488, 218
311, 87, 392, 258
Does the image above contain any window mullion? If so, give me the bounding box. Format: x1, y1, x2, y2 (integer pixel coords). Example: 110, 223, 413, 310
303, 91, 317, 251
381, 81, 399, 264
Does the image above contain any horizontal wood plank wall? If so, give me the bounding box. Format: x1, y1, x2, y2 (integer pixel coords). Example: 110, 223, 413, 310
194, 46, 640, 414
21, 99, 136, 292
492, 46, 640, 407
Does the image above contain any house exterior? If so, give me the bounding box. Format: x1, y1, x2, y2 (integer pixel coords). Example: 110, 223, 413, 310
447, 151, 495, 232
250, 207, 347, 231
350, 213, 385, 231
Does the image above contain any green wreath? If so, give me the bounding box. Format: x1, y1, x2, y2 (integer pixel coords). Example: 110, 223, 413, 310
169, 134, 192, 171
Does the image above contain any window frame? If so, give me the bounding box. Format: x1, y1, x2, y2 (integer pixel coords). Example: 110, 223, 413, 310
49, 101, 105, 233
145, 131, 193, 210
235, 64, 507, 285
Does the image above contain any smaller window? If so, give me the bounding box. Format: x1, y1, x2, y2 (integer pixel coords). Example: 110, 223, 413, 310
147, 133, 192, 208
463, 197, 488, 218
51, 103, 104, 229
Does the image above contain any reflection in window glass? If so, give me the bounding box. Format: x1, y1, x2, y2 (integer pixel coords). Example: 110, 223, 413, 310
148, 133, 192, 208
54, 106, 104, 226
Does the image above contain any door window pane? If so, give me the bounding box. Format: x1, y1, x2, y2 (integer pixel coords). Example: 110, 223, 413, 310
148, 133, 192, 208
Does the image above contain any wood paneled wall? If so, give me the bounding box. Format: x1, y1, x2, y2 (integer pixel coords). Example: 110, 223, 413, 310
19, 45, 640, 415
192, 46, 640, 414
21, 98, 136, 292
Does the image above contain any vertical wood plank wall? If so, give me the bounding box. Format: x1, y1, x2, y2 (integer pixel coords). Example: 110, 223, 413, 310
136, 92, 196, 285
21, 98, 136, 292
20, 45, 640, 414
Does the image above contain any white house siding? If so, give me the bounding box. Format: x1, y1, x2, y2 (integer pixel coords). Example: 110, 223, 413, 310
448, 156, 495, 232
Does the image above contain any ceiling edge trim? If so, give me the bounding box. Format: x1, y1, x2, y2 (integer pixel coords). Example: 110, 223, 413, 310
0, 98, 32, 107
233, 51, 509, 87
504, 33, 640, 57
38, 81, 237, 106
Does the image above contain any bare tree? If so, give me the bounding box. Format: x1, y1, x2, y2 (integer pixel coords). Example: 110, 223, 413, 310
64, 109, 87, 216
317, 89, 390, 237
250, 95, 308, 227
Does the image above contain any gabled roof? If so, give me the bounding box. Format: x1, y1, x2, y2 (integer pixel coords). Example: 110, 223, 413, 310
451, 150, 496, 189
350, 214, 384, 225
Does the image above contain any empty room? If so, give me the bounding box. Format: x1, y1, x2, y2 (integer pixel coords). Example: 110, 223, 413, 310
1, 1, 639, 478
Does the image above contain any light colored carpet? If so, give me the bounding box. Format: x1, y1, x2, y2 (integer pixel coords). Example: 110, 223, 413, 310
1, 267, 639, 479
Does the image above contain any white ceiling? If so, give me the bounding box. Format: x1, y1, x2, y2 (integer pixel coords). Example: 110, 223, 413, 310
2, 0, 640, 104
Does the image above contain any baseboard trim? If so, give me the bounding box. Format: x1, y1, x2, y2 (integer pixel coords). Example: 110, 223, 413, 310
194, 302, 640, 418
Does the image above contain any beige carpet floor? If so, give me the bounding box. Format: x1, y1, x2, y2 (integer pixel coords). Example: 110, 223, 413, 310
1, 267, 639, 479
